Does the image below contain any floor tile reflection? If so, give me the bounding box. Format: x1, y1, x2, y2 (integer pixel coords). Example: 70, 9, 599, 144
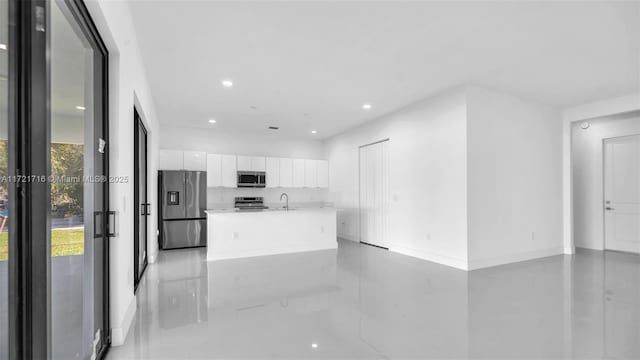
108, 242, 640, 359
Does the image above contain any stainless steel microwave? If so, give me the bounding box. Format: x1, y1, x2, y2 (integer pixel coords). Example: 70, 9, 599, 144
237, 171, 266, 188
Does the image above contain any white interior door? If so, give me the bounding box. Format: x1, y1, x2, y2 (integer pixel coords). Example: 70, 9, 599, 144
359, 140, 390, 248
604, 135, 640, 254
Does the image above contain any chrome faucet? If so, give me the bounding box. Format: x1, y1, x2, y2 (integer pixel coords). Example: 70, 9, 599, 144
280, 193, 289, 211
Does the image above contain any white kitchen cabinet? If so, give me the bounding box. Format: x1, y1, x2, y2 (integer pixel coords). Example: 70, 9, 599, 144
304, 160, 318, 188
183, 151, 207, 171
221, 154, 237, 187
237, 156, 266, 171
266, 157, 280, 187
206, 154, 222, 187
317, 160, 329, 188
251, 157, 266, 171
159, 149, 184, 170
236, 156, 251, 171
292, 159, 305, 188
279, 158, 293, 187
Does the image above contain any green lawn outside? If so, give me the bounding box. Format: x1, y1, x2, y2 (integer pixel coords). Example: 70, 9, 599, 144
0, 228, 84, 261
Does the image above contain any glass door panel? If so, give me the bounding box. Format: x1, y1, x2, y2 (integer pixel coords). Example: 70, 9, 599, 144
0, 0, 9, 358
51, 1, 104, 358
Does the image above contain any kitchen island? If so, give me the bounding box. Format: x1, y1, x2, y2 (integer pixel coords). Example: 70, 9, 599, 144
206, 207, 337, 261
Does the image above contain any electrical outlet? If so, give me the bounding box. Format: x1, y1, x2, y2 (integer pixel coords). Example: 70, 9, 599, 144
233, 232, 239, 239
531, 232, 535, 241
320, 226, 325, 233
426, 233, 431, 241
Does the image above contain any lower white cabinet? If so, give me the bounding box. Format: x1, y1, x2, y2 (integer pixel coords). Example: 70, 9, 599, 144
292, 159, 305, 188
221, 155, 237, 187
266, 157, 280, 187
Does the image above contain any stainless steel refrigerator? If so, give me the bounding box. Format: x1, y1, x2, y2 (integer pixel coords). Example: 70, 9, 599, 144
158, 170, 207, 249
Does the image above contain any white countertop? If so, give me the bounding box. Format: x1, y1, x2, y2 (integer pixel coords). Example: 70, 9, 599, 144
205, 207, 335, 215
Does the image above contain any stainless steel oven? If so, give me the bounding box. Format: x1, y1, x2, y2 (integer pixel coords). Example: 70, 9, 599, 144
237, 171, 266, 188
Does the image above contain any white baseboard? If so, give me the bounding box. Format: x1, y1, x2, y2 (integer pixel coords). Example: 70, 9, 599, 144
468, 246, 565, 270
563, 247, 575, 255
389, 245, 469, 271
110, 295, 136, 346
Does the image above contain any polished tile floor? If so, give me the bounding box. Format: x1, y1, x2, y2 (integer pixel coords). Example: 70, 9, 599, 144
108, 240, 640, 359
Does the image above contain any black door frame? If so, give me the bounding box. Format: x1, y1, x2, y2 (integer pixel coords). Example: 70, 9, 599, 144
7, 0, 111, 358
133, 107, 148, 291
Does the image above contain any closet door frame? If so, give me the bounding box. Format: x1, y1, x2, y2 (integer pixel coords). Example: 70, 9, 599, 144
358, 138, 390, 250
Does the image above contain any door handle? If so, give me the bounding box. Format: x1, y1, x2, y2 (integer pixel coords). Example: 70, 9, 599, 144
145, 203, 151, 216
94, 211, 103, 237
106, 211, 116, 237
605, 207, 615, 211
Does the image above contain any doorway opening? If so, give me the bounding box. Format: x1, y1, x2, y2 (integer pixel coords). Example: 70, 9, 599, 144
134, 108, 149, 290
358, 139, 390, 250
571, 111, 640, 254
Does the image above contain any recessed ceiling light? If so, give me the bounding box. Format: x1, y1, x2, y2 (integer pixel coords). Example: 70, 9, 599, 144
311, 343, 318, 349
362, 103, 372, 110
0, 44, 7, 50
75, 106, 86, 110
311, 130, 317, 134
208, 119, 217, 124
580, 122, 590, 130
221, 80, 233, 88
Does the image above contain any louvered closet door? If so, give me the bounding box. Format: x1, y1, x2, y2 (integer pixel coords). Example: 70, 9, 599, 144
359, 140, 390, 248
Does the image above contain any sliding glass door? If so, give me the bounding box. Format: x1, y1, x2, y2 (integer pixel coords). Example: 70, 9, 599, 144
4, 0, 110, 358
0, 1, 9, 359
50, 0, 109, 358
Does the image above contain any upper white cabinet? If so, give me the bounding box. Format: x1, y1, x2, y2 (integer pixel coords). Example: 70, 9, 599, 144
237, 156, 251, 171
304, 160, 318, 188
317, 160, 329, 188
221, 155, 237, 187
252, 157, 266, 171
183, 151, 206, 171
279, 158, 293, 187
159, 150, 184, 170
173, 150, 328, 189
160, 149, 207, 171
266, 157, 280, 188
237, 156, 266, 172
206, 154, 222, 187
292, 159, 305, 188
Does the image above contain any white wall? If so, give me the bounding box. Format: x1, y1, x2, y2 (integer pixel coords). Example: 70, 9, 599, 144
324, 89, 469, 270
466, 87, 563, 270
571, 112, 640, 250
562, 93, 640, 252
85, 0, 161, 346
160, 125, 329, 208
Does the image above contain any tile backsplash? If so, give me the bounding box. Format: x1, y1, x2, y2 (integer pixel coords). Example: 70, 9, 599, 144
207, 187, 331, 209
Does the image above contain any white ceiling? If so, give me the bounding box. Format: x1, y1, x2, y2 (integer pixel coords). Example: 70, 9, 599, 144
129, 0, 640, 139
